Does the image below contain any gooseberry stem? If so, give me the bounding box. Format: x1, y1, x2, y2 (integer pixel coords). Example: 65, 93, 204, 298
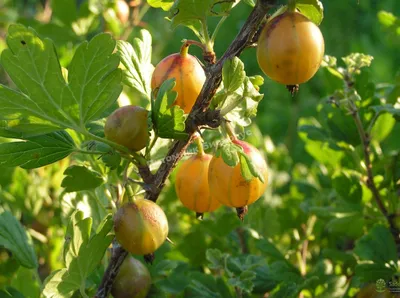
288, 0, 296, 12
194, 136, 205, 156
181, 39, 208, 53
211, 16, 227, 44
201, 18, 214, 53
180, 42, 189, 57
221, 120, 238, 141
145, 135, 159, 159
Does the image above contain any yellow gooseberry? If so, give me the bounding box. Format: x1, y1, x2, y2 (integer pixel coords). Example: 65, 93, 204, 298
208, 139, 268, 208
175, 153, 221, 214
257, 11, 325, 85
151, 46, 206, 113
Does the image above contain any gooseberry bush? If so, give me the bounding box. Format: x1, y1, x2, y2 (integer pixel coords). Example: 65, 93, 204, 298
0, 0, 399, 297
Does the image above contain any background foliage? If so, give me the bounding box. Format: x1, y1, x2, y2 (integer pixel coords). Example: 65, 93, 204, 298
0, 0, 400, 297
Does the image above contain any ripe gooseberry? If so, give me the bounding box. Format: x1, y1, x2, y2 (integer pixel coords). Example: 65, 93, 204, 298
175, 144, 221, 216
257, 11, 325, 85
111, 256, 151, 298
208, 139, 268, 209
114, 199, 169, 255
151, 44, 206, 114
104, 105, 149, 152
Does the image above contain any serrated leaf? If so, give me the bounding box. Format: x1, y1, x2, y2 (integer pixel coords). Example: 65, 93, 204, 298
0, 212, 38, 269
355, 263, 396, 283
332, 173, 362, 204
0, 25, 121, 138
222, 57, 245, 93
215, 141, 240, 167
228, 270, 256, 293
0, 131, 75, 169
147, 0, 175, 11
169, 0, 234, 35
370, 104, 400, 122
151, 260, 179, 278
117, 30, 154, 99
296, 0, 324, 25
222, 77, 263, 126
151, 78, 188, 140
354, 225, 398, 264
238, 151, 265, 183
43, 212, 114, 298
206, 248, 229, 271
101, 150, 121, 169
61, 165, 104, 192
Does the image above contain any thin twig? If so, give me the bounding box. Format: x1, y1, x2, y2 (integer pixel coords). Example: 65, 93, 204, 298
350, 103, 399, 241
95, 1, 275, 296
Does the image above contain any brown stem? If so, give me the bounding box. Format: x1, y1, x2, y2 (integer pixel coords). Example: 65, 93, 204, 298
236, 227, 249, 254
351, 110, 399, 240
94, 246, 128, 298
95, 1, 276, 297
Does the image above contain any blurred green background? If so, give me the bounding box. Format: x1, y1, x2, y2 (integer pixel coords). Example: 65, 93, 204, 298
0, 0, 400, 297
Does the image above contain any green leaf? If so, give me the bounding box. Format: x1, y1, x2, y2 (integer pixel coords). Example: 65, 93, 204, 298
296, 0, 324, 25
354, 225, 398, 264
0, 212, 38, 269
326, 214, 364, 238
371, 112, 396, 142
147, 0, 175, 11
215, 141, 240, 167
10, 267, 41, 298
187, 272, 220, 298
151, 260, 179, 278
256, 239, 286, 261
370, 104, 400, 122
61, 165, 104, 192
238, 151, 265, 183
169, 0, 234, 34
101, 150, 121, 169
222, 77, 264, 126
270, 282, 299, 298
228, 270, 256, 293
222, 57, 245, 93
242, 0, 256, 7
42, 211, 114, 298
252, 266, 278, 294
155, 271, 191, 294
0, 287, 25, 298
117, 30, 154, 99
355, 263, 396, 283
378, 11, 400, 34
332, 173, 362, 204
0, 25, 121, 138
206, 248, 229, 271
151, 78, 187, 140
0, 131, 75, 169
298, 118, 345, 167
52, 0, 78, 25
